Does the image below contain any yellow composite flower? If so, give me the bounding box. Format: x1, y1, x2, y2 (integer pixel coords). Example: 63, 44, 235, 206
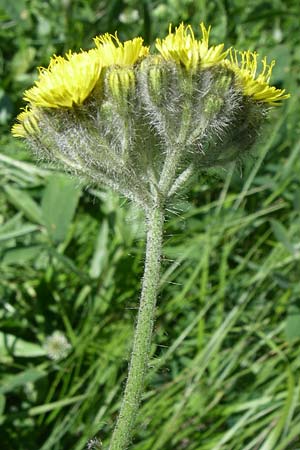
93, 34, 149, 66
155, 22, 227, 70
224, 49, 290, 105
24, 49, 102, 108
11, 107, 39, 138
12, 22, 290, 141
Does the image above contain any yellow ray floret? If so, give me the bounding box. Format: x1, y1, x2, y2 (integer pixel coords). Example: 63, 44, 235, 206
24, 50, 102, 108
94, 34, 149, 66
11, 107, 39, 138
155, 23, 227, 70
225, 49, 290, 105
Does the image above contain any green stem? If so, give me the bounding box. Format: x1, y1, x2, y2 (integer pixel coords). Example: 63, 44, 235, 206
109, 206, 164, 450
158, 143, 183, 196
168, 163, 194, 198
158, 104, 191, 197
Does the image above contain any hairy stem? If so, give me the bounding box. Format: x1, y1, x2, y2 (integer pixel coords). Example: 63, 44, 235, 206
158, 105, 191, 197
158, 143, 183, 196
168, 163, 194, 198
109, 206, 164, 450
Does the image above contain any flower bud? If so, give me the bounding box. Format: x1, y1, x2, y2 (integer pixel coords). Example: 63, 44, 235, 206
147, 61, 165, 105
201, 69, 235, 121
139, 57, 178, 107
203, 94, 224, 119
106, 67, 135, 103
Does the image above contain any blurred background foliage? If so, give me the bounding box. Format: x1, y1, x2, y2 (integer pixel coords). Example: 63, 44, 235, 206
1, 0, 300, 449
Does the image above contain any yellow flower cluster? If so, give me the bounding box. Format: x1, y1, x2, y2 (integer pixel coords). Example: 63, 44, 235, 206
156, 23, 289, 105
12, 23, 290, 138
13, 36, 149, 137
23, 36, 148, 110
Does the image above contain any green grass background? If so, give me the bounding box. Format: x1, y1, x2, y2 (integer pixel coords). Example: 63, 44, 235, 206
1, 0, 300, 449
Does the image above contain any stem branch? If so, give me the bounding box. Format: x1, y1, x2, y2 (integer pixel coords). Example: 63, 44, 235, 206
168, 163, 194, 198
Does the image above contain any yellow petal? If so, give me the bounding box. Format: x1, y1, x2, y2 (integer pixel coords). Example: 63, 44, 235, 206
224, 49, 290, 105
94, 34, 149, 66
11, 107, 39, 138
155, 22, 228, 70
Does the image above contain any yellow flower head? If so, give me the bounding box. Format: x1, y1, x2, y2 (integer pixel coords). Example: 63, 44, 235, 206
94, 34, 149, 66
24, 49, 102, 108
155, 23, 227, 70
11, 107, 39, 138
225, 49, 290, 105
12, 22, 290, 146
